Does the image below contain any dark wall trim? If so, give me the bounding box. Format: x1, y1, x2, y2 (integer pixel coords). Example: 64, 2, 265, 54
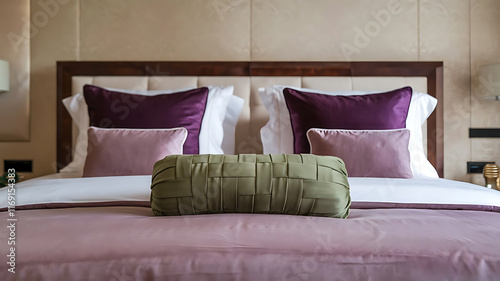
469, 128, 500, 138
467, 161, 495, 173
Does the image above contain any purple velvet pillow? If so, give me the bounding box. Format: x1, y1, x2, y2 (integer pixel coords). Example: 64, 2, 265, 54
307, 128, 413, 178
283, 87, 412, 154
83, 85, 209, 154
83, 127, 187, 177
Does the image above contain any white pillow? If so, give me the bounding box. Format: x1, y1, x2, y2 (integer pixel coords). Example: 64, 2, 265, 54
61, 85, 242, 174
222, 95, 245, 155
259, 85, 439, 178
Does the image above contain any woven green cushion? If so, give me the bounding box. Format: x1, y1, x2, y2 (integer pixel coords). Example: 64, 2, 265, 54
150, 154, 350, 218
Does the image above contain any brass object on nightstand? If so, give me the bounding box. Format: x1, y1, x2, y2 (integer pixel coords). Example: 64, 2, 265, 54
483, 163, 499, 190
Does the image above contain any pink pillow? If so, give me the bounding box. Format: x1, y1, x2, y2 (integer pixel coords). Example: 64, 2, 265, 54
307, 128, 413, 178
83, 127, 187, 177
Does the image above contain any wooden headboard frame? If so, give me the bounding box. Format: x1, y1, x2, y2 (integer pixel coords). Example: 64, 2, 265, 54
57, 61, 444, 176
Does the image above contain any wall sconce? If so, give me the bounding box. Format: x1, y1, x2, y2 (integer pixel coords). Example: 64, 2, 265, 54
478, 63, 500, 100
0, 60, 9, 93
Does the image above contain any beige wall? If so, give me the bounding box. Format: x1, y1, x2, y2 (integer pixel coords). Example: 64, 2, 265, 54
0, 1, 30, 140
0, 0, 499, 184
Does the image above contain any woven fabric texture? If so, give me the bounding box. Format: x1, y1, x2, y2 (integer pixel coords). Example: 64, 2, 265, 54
151, 154, 350, 218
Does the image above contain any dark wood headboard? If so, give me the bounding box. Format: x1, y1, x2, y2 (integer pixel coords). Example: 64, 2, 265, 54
57, 61, 444, 176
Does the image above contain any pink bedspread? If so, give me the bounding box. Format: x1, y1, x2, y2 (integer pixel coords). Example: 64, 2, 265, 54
1, 204, 499, 281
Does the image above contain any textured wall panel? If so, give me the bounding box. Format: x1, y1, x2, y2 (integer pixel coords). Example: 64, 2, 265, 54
251, 0, 418, 61
420, 0, 471, 182
80, 0, 251, 61
0, 0, 79, 177
0, 0, 30, 141
470, 0, 500, 185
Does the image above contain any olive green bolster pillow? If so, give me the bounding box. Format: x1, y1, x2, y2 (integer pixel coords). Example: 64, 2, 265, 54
150, 154, 350, 218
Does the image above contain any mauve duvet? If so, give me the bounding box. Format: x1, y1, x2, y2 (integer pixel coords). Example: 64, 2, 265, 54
0, 175, 499, 281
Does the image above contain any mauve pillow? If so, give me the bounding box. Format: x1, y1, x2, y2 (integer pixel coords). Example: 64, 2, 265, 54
307, 128, 413, 178
84, 85, 208, 154
83, 127, 187, 177
283, 87, 412, 154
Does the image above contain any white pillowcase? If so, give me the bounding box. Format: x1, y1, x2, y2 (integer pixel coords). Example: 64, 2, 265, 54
61, 85, 242, 174
259, 85, 439, 178
222, 95, 245, 155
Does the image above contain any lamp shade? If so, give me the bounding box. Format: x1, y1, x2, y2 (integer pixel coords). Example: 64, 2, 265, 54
478, 63, 500, 100
0, 60, 9, 93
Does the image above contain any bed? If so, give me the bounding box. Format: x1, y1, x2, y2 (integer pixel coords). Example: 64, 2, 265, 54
1, 61, 500, 281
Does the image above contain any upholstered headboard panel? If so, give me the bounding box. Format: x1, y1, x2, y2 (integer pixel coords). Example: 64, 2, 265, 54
57, 62, 443, 176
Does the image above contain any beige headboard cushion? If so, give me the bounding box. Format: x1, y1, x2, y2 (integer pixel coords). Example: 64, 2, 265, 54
72, 76, 427, 154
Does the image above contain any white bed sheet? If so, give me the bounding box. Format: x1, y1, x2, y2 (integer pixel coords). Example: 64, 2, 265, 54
1, 174, 499, 209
